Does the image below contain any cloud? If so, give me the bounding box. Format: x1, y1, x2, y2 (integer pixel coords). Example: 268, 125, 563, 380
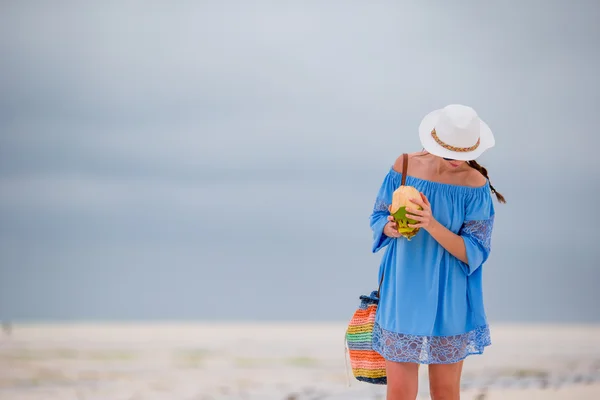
0, 1, 599, 321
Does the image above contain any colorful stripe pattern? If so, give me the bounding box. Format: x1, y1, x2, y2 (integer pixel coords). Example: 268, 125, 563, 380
345, 290, 387, 385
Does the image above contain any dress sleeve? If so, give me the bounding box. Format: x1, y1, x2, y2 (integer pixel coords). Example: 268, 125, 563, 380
369, 168, 400, 253
458, 186, 496, 276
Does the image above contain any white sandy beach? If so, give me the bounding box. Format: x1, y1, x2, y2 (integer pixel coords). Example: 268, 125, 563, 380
1, 322, 599, 400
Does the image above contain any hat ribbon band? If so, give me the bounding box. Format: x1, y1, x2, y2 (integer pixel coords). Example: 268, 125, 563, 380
431, 129, 480, 153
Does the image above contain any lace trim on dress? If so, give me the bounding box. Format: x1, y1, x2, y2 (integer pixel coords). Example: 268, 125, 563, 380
372, 322, 491, 364
373, 197, 389, 213
459, 215, 494, 250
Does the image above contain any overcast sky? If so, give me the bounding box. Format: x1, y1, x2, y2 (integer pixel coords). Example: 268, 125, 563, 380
0, 0, 599, 323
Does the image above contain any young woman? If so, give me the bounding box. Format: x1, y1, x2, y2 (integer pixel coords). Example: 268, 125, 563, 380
370, 104, 506, 400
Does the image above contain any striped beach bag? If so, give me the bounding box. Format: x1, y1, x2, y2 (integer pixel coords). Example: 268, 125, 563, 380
344, 282, 387, 385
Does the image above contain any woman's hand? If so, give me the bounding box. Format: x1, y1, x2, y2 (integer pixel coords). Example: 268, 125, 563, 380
383, 215, 402, 238
383, 205, 401, 238
406, 192, 438, 231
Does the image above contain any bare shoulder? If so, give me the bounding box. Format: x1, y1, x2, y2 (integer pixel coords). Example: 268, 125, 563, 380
463, 166, 488, 187
392, 151, 425, 173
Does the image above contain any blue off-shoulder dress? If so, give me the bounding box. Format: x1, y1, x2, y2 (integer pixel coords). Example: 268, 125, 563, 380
370, 166, 494, 364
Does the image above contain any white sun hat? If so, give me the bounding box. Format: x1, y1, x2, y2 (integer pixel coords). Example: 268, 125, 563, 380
418, 104, 495, 161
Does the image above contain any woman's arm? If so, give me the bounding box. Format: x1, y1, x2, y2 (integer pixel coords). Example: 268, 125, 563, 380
406, 193, 469, 263
426, 220, 469, 264
407, 192, 495, 275
369, 169, 403, 253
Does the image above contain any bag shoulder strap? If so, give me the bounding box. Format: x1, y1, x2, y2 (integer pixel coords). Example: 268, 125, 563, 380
401, 152, 408, 186
376, 153, 408, 298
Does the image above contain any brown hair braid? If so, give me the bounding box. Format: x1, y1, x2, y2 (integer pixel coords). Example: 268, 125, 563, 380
467, 160, 506, 203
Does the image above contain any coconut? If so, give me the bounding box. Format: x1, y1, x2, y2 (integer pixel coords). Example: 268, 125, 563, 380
390, 186, 422, 240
